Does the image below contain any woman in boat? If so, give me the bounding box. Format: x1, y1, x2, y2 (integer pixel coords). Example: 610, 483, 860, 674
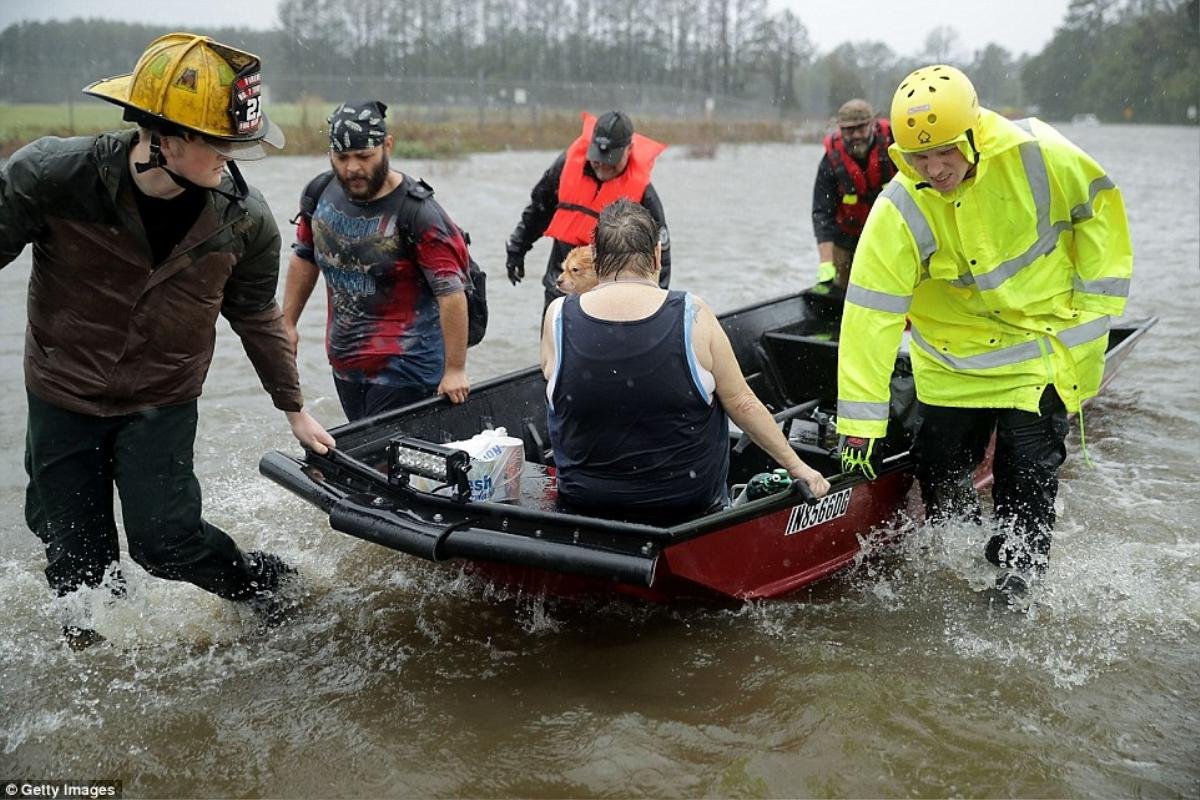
541, 199, 830, 522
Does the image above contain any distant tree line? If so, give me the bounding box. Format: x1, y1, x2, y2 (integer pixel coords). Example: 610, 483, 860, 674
0, 0, 1195, 123
0, 20, 280, 104
272, 0, 811, 107
1023, 0, 1198, 123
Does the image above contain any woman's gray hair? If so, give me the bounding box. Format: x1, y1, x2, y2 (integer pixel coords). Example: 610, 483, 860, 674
593, 199, 660, 280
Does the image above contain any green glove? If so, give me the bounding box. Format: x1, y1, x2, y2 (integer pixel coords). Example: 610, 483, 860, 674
840, 435, 878, 479
816, 261, 837, 283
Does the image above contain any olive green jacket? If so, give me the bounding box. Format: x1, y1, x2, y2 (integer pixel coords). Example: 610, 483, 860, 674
0, 129, 303, 415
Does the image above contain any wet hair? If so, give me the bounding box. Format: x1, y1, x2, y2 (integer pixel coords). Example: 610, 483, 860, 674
593, 199, 660, 280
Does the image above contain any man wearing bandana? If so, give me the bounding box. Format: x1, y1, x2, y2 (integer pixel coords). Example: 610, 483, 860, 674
809, 98, 896, 301
505, 110, 671, 312
284, 100, 472, 421
0, 34, 334, 647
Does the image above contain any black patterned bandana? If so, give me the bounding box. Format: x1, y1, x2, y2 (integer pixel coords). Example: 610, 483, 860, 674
328, 100, 388, 152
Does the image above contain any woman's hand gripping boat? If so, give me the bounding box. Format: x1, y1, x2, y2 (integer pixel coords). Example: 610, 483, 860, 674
259, 292, 1157, 603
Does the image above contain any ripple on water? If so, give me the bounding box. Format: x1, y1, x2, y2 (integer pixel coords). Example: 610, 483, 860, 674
2, 132, 1198, 797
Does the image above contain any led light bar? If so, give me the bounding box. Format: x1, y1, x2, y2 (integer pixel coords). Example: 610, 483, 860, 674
387, 436, 471, 500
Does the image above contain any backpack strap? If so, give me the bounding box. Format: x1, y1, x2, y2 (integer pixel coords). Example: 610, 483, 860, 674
400, 176, 487, 345
289, 169, 336, 225
395, 177, 434, 251
397, 177, 480, 296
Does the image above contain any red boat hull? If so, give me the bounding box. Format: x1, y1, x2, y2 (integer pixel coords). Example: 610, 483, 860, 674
669, 470, 915, 599
259, 290, 1156, 606
462, 469, 915, 602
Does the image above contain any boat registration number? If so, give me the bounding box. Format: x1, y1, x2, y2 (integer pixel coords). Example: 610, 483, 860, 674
784, 488, 852, 535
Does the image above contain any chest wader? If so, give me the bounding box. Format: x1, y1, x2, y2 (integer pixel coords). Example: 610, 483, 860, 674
909, 387, 1069, 576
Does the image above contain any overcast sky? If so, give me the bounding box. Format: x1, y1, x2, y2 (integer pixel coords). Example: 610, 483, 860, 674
1, 0, 1070, 59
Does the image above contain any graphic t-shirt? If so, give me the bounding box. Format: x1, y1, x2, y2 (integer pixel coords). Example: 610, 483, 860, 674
294, 174, 468, 388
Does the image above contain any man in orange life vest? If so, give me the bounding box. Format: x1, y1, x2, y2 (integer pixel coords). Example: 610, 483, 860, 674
809, 98, 896, 299
505, 110, 670, 310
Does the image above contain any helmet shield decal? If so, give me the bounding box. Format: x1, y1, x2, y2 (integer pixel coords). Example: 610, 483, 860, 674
231, 66, 264, 137
206, 39, 264, 139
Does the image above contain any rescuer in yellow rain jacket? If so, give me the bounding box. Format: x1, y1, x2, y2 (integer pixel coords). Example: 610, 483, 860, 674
836, 65, 1133, 593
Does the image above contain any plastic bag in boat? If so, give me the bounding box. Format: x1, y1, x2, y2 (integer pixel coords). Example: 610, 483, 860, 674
411, 427, 524, 502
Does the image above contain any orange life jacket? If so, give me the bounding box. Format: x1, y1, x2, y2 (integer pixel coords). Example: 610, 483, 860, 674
544, 112, 666, 245
823, 119, 896, 237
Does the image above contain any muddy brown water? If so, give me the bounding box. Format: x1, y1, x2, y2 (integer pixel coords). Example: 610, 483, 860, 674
1, 125, 1197, 797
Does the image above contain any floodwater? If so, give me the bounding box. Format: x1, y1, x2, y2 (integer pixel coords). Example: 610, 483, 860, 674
1, 125, 1197, 798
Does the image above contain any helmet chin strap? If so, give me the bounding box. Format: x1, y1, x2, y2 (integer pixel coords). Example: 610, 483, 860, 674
133, 130, 249, 202
132, 130, 166, 174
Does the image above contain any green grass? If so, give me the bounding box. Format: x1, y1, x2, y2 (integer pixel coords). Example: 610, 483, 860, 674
0, 102, 124, 142
1, 101, 794, 157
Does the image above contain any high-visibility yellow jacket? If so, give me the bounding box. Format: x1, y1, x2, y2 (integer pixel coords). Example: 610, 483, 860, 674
836, 109, 1133, 439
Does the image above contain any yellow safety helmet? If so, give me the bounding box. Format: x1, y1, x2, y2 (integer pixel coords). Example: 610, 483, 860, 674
84, 33, 284, 159
890, 64, 979, 155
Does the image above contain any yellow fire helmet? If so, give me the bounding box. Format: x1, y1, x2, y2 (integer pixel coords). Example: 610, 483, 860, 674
890, 64, 980, 156
83, 32, 285, 160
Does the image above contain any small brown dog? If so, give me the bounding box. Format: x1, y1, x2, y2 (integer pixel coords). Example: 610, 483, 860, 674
555, 246, 598, 294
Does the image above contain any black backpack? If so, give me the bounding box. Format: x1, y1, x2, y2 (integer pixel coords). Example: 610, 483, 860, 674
294, 171, 488, 347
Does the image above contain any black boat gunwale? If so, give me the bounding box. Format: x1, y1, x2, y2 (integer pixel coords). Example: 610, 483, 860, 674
259, 283, 1158, 592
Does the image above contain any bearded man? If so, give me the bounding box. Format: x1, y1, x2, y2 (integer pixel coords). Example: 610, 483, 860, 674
808, 98, 897, 300
283, 100, 472, 420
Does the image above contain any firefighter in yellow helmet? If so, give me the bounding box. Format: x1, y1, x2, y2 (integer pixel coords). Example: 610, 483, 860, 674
836, 65, 1133, 598
83, 32, 287, 194
0, 33, 333, 647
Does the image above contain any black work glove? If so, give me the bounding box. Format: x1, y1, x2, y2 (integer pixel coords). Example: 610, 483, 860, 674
506, 250, 525, 286
839, 435, 879, 480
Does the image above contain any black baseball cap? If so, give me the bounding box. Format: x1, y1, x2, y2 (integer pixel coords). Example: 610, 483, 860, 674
587, 110, 634, 165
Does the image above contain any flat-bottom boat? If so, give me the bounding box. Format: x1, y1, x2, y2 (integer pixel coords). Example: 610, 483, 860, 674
259, 292, 1156, 603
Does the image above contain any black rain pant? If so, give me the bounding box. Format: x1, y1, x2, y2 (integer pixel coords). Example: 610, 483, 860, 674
910, 387, 1070, 575
24, 391, 263, 600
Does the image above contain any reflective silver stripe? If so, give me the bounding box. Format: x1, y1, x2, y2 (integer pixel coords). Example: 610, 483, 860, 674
949, 272, 975, 288
1073, 276, 1129, 297
1058, 315, 1110, 347
1071, 176, 1116, 222
881, 182, 937, 264
975, 221, 1072, 292
1015, 120, 1116, 225
1021, 139, 1051, 227
838, 400, 890, 421
910, 316, 1110, 371
974, 138, 1072, 292
910, 326, 1043, 370
846, 284, 911, 314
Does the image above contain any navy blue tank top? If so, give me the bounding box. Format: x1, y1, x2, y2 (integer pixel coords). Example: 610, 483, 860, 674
547, 290, 730, 516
